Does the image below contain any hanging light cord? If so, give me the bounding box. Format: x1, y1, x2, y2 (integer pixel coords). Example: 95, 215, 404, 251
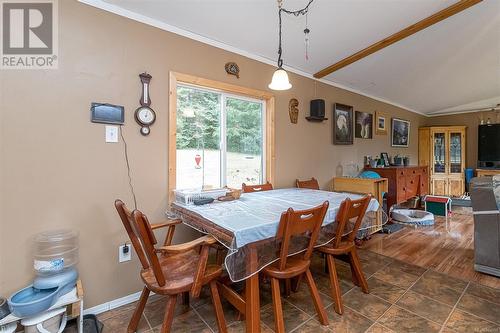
276, 0, 315, 67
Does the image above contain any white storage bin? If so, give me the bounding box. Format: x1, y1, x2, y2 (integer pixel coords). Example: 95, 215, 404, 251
21, 307, 67, 333
174, 188, 227, 205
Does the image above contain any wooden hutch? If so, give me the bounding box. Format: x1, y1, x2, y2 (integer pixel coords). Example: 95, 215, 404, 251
418, 126, 466, 197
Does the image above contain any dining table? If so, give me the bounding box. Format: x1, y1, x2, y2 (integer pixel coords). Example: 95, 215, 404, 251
170, 188, 381, 332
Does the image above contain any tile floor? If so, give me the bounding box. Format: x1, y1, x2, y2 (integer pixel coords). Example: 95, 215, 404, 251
65, 248, 500, 333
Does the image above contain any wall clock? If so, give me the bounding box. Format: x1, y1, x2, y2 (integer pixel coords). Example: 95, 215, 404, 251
135, 72, 156, 136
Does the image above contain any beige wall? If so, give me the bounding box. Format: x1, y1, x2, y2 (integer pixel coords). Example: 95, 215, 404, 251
0, 0, 425, 307
424, 111, 500, 168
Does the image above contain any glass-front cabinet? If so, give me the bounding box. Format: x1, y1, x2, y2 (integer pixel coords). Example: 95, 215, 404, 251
419, 126, 466, 197
433, 132, 446, 174
449, 132, 463, 174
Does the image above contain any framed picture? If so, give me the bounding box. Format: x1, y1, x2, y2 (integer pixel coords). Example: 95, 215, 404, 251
355, 111, 373, 139
381, 152, 390, 167
375, 111, 387, 135
333, 103, 353, 145
392, 118, 410, 147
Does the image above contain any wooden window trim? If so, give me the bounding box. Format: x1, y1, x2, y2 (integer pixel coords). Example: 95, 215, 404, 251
168, 71, 275, 203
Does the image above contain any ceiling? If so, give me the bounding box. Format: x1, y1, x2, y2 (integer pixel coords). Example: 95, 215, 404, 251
82, 0, 500, 115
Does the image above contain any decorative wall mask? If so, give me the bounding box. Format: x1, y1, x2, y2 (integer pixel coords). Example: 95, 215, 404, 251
289, 98, 299, 124
225, 62, 240, 78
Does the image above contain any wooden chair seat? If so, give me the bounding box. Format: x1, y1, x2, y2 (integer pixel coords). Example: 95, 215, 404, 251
141, 250, 222, 295
262, 256, 310, 279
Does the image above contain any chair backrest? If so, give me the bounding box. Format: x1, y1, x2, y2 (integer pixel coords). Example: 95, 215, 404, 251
132, 209, 166, 286
275, 201, 329, 271
115, 200, 150, 270
242, 182, 273, 193
296, 177, 320, 190
115, 200, 166, 287
332, 195, 371, 247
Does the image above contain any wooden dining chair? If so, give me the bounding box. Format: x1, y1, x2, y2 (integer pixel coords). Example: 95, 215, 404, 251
316, 195, 371, 315
241, 182, 273, 193
115, 200, 227, 333
296, 177, 320, 190
115, 200, 182, 248
262, 202, 330, 332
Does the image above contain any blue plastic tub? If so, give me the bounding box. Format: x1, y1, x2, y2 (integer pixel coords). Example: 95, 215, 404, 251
8, 269, 77, 318
8, 285, 60, 318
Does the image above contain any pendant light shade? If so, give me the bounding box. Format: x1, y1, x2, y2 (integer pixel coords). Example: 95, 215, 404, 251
268, 67, 292, 91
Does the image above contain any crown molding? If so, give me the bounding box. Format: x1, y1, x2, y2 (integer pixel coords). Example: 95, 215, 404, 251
79, 0, 426, 116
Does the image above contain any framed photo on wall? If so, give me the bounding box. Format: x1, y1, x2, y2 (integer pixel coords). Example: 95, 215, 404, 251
375, 111, 387, 135
392, 118, 410, 147
355, 111, 373, 139
333, 103, 353, 145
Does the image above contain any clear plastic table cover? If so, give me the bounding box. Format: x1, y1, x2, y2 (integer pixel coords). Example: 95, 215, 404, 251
172, 188, 385, 282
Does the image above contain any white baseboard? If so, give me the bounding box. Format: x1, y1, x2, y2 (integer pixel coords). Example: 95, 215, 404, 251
83, 290, 143, 316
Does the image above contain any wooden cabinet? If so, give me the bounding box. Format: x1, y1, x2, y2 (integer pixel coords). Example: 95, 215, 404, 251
476, 169, 500, 177
364, 166, 428, 210
419, 126, 466, 197
332, 177, 388, 234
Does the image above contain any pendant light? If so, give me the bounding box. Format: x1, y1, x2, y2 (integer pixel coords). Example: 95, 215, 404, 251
268, 2, 292, 90
268, 0, 314, 91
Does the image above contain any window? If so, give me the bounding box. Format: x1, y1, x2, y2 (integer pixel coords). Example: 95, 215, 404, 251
169, 72, 275, 198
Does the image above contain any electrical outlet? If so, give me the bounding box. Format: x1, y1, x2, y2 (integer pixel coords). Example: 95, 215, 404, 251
119, 244, 132, 263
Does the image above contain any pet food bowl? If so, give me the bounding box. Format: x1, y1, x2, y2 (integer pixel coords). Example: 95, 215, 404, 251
8, 268, 77, 318
8, 285, 60, 318
391, 209, 435, 226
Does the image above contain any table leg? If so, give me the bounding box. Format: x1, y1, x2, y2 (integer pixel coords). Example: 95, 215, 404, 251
245, 246, 260, 332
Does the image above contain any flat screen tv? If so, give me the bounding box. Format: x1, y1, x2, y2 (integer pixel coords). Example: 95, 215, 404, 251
478, 124, 500, 168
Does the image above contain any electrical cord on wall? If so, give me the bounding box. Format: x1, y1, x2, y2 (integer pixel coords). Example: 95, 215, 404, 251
120, 125, 137, 210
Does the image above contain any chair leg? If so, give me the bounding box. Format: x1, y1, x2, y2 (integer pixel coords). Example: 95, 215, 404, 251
291, 274, 303, 292
209, 280, 228, 333
182, 291, 190, 308
304, 269, 328, 325
127, 287, 150, 333
270, 277, 285, 333
160, 295, 177, 333
326, 254, 343, 315
216, 248, 227, 266
285, 279, 291, 297
349, 259, 361, 287
349, 249, 369, 294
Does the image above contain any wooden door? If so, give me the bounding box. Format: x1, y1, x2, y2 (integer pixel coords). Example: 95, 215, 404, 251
432, 178, 447, 196
448, 178, 464, 197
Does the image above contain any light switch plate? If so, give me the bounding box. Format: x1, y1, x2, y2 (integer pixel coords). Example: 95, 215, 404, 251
105, 125, 119, 143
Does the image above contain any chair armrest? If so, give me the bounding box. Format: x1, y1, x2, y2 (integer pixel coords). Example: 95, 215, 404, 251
150, 218, 182, 230
156, 235, 217, 255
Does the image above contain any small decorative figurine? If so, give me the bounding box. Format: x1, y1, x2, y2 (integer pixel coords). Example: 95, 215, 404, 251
289, 98, 299, 124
